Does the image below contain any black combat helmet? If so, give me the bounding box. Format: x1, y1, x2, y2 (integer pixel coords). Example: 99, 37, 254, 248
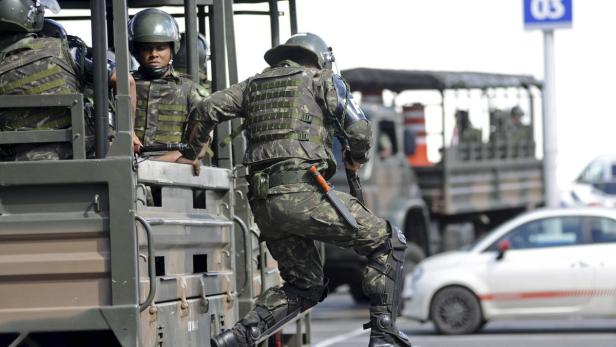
264, 32, 335, 69
128, 8, 181, 54
174, 32, 210, 73
0, 0, 60, 33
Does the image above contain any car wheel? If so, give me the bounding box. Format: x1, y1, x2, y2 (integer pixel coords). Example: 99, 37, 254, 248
430, 286, 483, 335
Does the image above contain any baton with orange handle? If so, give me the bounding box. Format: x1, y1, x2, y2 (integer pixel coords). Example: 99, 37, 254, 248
309, 166, 359, 230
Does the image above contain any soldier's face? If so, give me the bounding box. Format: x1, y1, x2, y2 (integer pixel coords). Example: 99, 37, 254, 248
137, 43, 173, 69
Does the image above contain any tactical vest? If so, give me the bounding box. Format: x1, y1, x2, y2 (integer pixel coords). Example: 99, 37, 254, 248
0, 36, 81, 131
243, 66, 332, 166
134, 72, 195, 145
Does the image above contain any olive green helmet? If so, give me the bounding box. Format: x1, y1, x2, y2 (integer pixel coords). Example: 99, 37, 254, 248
128, 8, 181, 54
0, 0, 60, 33
174, 32, 210, 71
264, 32, 335, 69
511, 106, 525, 118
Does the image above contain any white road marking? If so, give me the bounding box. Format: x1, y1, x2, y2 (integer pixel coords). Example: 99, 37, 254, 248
313, 327, 368, 347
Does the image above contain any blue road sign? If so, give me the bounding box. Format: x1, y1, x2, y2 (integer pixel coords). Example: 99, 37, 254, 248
524, 0, 572, 30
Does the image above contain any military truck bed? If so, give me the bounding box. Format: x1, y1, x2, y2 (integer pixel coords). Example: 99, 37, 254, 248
415, 156, 544, 216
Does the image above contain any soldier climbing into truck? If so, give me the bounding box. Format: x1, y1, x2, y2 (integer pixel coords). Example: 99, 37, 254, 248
188, 32, 413, 347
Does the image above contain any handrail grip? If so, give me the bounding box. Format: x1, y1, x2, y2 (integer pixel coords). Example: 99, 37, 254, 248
136, 215, 157, 311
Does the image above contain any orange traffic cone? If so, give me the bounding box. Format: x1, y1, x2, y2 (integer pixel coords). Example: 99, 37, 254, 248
403, 103, 432, 166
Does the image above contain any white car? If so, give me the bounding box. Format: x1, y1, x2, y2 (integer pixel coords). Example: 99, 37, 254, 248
561, 154, 616, 207
402, 208, 616, 334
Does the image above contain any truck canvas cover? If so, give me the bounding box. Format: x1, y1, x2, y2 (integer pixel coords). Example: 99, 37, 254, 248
342, 68, 542, 92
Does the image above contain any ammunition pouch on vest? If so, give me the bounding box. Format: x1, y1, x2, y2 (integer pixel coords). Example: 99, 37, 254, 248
0, 36, 81, 131
243, 66, 332, 166
134, 73, 193, 145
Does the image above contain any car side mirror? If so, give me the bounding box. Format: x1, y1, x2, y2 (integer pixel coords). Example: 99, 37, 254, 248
496, 239, 510, 261
403, 128, 416, 156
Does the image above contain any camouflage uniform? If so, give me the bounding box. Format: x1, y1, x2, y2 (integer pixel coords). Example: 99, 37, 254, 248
198, 56, 411, 346
453, 110, 482, 145
133, 67, 208, 148
0, 33, 83, 160
173, 32, 212, 95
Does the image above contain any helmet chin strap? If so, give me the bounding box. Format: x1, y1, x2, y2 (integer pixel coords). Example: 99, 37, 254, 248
140, 65, 171, 79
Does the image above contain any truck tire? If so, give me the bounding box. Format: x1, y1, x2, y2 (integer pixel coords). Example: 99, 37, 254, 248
430, 286, 484, 335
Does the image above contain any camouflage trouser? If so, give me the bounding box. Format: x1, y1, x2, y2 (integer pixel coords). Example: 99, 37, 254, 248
250, 188, 389, 309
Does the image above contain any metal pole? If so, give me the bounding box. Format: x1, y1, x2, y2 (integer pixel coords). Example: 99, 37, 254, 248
198, 5, 207, 35
440, 90, 446, 162
111, 0, 132, 138
210, 1, 227, 91
542, 29, 558, 207
185, 0, 199, 83
289, 0, 298, 34
269, 0, 280, 47
90, 0, 109, 158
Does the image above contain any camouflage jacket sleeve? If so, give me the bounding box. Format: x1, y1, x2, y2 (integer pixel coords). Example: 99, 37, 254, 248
316, 69, 373, 163
181, 79, 248, 160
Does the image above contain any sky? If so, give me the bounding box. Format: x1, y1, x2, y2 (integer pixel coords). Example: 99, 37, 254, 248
231, 0, 616, 189
60, 0, 616, 189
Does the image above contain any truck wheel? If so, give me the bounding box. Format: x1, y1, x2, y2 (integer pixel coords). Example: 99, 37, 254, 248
430, 286, 483, 335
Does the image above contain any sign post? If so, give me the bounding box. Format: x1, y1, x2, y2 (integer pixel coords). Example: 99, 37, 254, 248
524, 0, 572, 207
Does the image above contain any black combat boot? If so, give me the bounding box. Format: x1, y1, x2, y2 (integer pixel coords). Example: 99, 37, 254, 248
210, 311, 263, 347
211, 283, 328, 347
365, 306, 412, 347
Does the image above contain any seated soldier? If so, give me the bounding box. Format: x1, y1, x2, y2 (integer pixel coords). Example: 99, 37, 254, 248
0, 0, 138, 161
41, 18, 141, 153
452, 109, 482, 145
128, 8, 210, 174
507, 106, 532, 155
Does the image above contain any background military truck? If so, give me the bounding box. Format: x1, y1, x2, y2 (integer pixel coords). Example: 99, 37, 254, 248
325, 68, 545, 301
0, 1, 311, 346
